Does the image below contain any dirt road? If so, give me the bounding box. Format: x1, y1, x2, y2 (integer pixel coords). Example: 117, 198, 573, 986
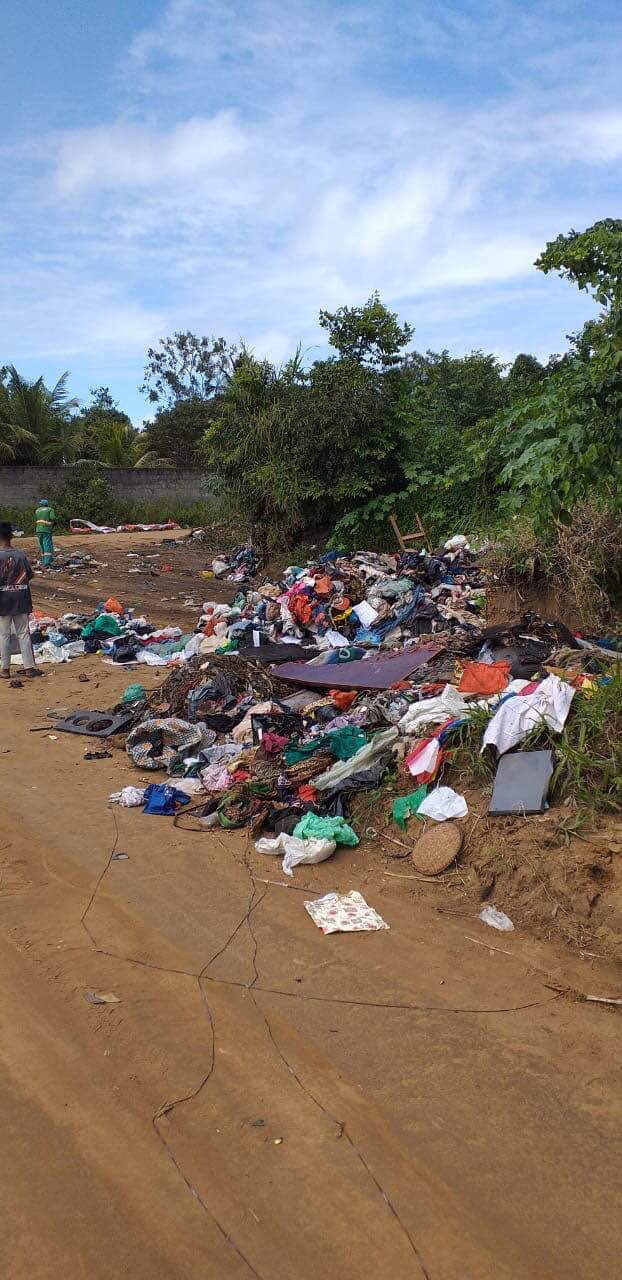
1, 534, 621, 1279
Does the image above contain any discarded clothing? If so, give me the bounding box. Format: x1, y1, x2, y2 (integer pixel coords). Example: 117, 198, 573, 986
458, 660, 511, 695
108, 786, 145, 807
482, 674, 575, 755
313, 727, 398, 792
404, 736, 444, 783
305, 890, 389, 934
398, 684, 467, 735
143, 784, 192, 815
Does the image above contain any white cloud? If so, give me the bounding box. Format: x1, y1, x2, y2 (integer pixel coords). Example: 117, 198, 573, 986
1, 0, 620, 414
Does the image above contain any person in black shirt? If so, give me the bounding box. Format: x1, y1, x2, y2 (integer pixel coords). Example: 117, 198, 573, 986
0, 522, 40, 678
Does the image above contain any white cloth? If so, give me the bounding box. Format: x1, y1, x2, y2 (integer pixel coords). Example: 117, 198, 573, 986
399, 684, 468, 735
255, 833, 336, 877
482, 674, 575, 755
108, 786, 145, 807
417, 786, 468, 821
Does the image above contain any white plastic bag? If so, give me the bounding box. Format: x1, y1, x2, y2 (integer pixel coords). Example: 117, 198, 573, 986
255, 833, 336, 876
479, 905, 514, 932
417, 786, 468, 821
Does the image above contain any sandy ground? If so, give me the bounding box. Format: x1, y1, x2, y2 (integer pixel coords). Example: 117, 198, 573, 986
2, 532, 622, 1279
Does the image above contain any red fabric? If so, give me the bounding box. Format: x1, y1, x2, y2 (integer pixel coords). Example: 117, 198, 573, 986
458, 660, 511, 695
313, 575, 332, 597
329, 689, 358, 711
262, 731, 289, 755
298, 784, 318, 804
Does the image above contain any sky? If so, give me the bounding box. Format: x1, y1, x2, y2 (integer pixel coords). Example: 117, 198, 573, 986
1, 0, 621, 424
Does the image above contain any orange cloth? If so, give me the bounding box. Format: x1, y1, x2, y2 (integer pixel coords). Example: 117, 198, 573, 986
290, 595, 313, 625
104, 596, 123, 615
329, 689, 358, 711
313, 575, 332, 597
458, 660, 511, 695
298, 784, 318, 804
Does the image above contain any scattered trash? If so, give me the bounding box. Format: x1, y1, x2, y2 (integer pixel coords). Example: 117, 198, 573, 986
84, 748, 112, 760
479, 906, 515, 932
305, 890, 389, 934
84, 990, 121, 1005
489, 750, 554, 815
112, 851, 130, 860
255, 833, 337, 876
109, 786, 145, 807
417, 787, 468, 822
53, 709, 135, 738
482, 674, 575, 755
585, 995, 622, 1006
392, 787, 427, 829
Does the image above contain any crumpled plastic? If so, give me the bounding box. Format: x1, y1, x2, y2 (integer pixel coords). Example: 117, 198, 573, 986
482, 674, 575, 755
392, 786, 427, 828
417, 786, 468, 821
108, 786, 145, 807
479, 905, 514, 931
313, 727, 398, 792
293, 812, 359, 845
398, 684, 467, 735
254, 833, 337, 876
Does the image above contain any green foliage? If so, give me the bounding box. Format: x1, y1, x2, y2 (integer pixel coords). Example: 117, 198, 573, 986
0, 366, 81, 463
52, 461, 116, 526
139, 396, 212, 466
140, 331, 233, 407
319, 292, 413, 367
73, 386, 137, 464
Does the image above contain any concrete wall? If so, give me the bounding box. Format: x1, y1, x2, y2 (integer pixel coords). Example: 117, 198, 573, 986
0, 466, 208, 510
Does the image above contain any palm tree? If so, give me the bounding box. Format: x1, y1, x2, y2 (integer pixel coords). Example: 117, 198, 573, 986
96, 420, 139, 466
0, 366, 81, 463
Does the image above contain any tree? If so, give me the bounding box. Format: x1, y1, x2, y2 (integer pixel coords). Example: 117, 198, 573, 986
497, 220, 622, 527
200, 352, 306, 550
140, 332, 234, 407
0, 366, 81, 463
74, 386, 136, 464
138, 396, 213, 466
319, 292, 414, 367
505, 353, 545, 401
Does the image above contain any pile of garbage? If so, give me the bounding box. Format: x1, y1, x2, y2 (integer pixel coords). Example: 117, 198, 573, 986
84, 538, 618, 882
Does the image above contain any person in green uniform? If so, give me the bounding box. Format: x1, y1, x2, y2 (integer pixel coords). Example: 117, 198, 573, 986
35, 497, 56, 567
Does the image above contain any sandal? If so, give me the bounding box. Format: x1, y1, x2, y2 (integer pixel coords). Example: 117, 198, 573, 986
23, 668, 43, 679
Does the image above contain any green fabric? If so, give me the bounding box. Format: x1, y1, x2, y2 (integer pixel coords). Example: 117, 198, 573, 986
81, 614, 122, 639
293, 812, 359, 846
283, 725, 368, 766
282, 738, 322, 765
324, 725, 368, 760
392, 786, 427, 830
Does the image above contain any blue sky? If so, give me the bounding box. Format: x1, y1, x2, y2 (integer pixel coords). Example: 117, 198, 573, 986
2, 0, 621, 424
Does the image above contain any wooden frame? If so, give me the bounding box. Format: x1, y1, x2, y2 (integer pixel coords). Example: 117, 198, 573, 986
388, 512, 430, 554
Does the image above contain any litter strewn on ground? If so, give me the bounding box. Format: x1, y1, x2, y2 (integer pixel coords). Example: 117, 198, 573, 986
39, 535, 620, 915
